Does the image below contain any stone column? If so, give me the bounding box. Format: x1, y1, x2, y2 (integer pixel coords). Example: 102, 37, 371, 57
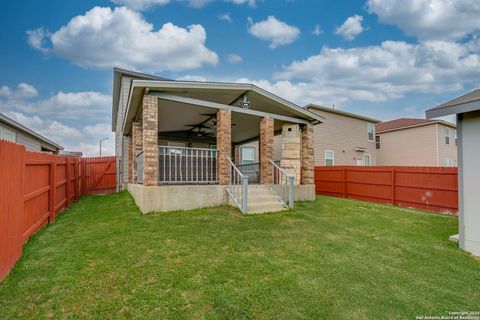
280, 124, 301, 185
128, 135, 133, 183
301, 124, 314, 185
142, 94, 158, 186
216, 109, 231, 185
259, 117, 274, 184
132, 121, 143, 183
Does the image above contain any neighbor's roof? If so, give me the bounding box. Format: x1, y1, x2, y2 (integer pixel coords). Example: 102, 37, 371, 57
305, 104, 381, 123
112, 67, 169, 130
376, 118, 455, 134
0, 112, 63, 150
426, 88, 480, 118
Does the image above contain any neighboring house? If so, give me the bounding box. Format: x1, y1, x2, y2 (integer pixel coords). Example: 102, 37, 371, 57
241, 105, 380, 166
112, 68, 322, 214
376, 118, 457, 167
0, 112, 62, 154
426, 88, 480, 256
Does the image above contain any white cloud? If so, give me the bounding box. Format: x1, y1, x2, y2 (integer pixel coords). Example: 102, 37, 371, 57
27, 6, 218, 72
267, 38, 480, 104
218, 12, 232, 22
226, 54, 243, 63
110, 0, 254, 10
248, 16, 300, 48
0, 83, 38, 99
313, 24, 323, 36
178, 75, 208, 81
335, 15, 364, 40
367, 0, 480, 41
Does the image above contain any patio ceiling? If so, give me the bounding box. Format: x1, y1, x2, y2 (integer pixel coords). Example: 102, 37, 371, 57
123, 79, 323, 143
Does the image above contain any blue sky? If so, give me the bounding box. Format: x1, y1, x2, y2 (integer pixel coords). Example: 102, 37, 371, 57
1, 0, 479, 155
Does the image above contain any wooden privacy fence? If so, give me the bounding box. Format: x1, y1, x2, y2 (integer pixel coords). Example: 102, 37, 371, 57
0, 140, 116, 281
315, 166, 458, 214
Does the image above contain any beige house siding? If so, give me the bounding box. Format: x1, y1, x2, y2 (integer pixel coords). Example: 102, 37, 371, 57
436, 124, 458, 166
376, 123, 457, 166
241, 110, 377, 166
310, 109, 377, 166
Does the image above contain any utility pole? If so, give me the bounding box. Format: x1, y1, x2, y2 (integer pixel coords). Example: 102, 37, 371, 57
99, 137, 109, 157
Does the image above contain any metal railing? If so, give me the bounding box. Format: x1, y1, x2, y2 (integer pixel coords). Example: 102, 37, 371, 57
237, 162, 259, 183
226, 157, 249, 214
158, 146, 217, 184
270, 159, 295, 208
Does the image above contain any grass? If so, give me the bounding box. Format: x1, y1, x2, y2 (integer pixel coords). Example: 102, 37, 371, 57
0, 192, 479, 319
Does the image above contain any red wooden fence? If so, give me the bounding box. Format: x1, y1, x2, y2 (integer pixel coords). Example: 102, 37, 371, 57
82, 156, 117, 195
0, 140, 116, 281
315, 166, 458, 214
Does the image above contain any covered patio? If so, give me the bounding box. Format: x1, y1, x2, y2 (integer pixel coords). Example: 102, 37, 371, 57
121, 79, 322, 213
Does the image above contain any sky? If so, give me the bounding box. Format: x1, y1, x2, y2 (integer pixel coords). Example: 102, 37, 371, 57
0, 0, 479, 156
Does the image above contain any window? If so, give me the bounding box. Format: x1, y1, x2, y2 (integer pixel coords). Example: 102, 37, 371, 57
444, 127, 450, 145
240, 147, 255, 165
443, 158, 454, 167
367, 123, 375, 141
363, 154, 371, 166
375, 135, 381, 150
1, 128, 16, 143
325, 150, 334, 166
210, 144, 217, 157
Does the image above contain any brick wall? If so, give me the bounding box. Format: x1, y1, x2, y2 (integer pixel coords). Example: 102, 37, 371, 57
142, 94, 158, 186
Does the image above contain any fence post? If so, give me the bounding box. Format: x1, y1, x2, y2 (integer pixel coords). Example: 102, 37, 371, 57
49, 160, 56, 223
65, 158, 71, 207
391, 168, 395, 205
241, 175, 249, 214
342, 168, 346, 198
74, 158, 79, 200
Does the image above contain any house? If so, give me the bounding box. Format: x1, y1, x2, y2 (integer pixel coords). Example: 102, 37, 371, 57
235, 104, 380, 168
426, 88, 480, 256
112, 68, 322, 214
376, 118, 457, 167
0, 112, 62, 154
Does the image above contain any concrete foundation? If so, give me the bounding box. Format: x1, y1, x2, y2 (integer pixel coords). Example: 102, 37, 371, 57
128, 184, 228, 214
128, 183, 316, 214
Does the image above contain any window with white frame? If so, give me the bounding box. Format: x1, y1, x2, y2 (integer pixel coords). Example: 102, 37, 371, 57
240, 147, 255, 165
444, 127, 450, 145
325, 150, 334, 166
367, 123, 375, 141
443, 158, 454, 167
363, 154, 371, 166
1, 127, 16, 143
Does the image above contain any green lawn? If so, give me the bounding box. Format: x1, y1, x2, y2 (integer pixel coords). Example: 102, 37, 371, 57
0, 192, 478, 319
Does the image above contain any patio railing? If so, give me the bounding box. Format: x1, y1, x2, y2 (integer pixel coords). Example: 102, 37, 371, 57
158, 146, 218, 184
270, 159, 295, 208
226, 157, 249, 214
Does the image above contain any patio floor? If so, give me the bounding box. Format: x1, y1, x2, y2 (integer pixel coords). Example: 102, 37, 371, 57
0, 192, 478, 319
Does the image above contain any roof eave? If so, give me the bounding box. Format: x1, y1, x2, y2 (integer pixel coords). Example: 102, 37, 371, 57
426, 99, 480, 119
306, 104, 380, 123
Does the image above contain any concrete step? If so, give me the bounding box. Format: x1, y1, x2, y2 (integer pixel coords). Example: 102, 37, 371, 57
248, 194, 280, 202
248, 202, 286, 214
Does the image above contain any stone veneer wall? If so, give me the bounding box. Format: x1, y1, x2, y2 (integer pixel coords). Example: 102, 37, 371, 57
216, 109, 231, 185
280, 124, 301, 185
301, 124, 314, 185
259, 117, 274, 184
142, 94, 158, 186
128, 135, 133, 183
132, 121, 143, 183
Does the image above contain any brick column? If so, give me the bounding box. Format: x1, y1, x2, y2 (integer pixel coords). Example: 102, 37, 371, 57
280, 124, 301, 185
234, 145, 240, 165
142, 94, 158, 186
128, 135, 133, 183
259, 117, 274, 184
216, 109, 231, 185
301, 124, 314, 185
132, 121, 143, 183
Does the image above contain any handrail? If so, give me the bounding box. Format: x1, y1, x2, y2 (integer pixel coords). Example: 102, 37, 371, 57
269, 159, 295, 208
226, 157, 249, 214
